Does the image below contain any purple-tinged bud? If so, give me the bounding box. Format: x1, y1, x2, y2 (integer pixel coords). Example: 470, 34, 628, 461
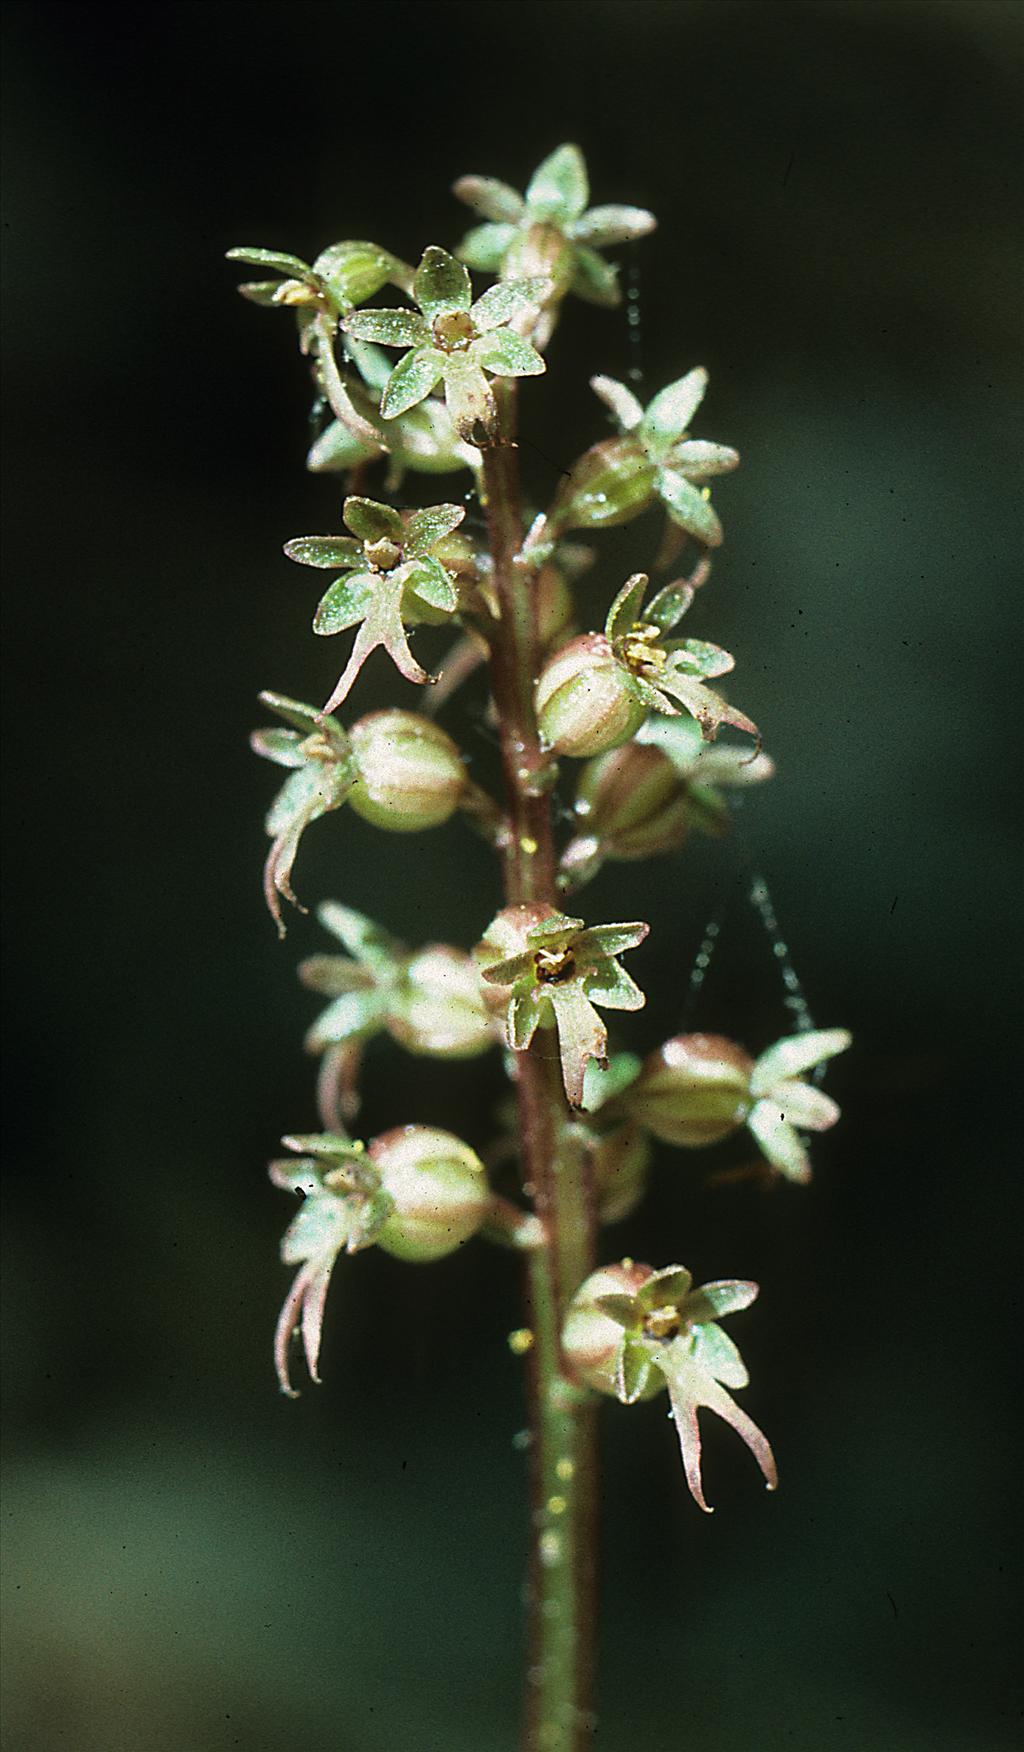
562, 1261, 662, 1396
386, 946, 496, 1059
369, 1125, 490, 1262
563, 742, 691, 885
349, 710, 466, 831
535, 633, 646, 759
624, 1033, 754, 1146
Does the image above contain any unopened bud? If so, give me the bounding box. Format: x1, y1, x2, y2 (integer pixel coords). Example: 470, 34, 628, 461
386, 946, 495, 1059
536, 633, 646, 759
369, 1125, 490, 1262
571, 742, 691, 861
562, 1262, 661, 1397
349, 710, 466, 831
624, 1034, 753, 1146
504, 223, 575, 298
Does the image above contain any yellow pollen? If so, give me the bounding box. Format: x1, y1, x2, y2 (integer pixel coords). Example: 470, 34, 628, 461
508, 1328, 534, 1355
555, 1458, 575, 1482
547, 1494, 567, 1516
520, 835, 538, 854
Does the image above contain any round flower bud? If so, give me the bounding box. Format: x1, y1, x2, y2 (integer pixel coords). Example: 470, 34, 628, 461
592, 1124, 652, 1225
349, 710, 466, 831
573, 742, 692, 860
386, 946, 496, 1059
624, 1033, 753, 1147
562, 1262, 664, 1398
535, 633, 647, 759
369, 1125, 490, 1262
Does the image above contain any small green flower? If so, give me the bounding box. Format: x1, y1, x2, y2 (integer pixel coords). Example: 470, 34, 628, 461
562, 1261, 777, 1512
227, 241, 413, 335
536, 570, 759, 759
344, 246, 549, 441
250, 694, 358, 937
284, 495, 466, 714
476, 904, 649, 1107
299, 902, 495, 1064
251, 697, 469, 934
271, 1127, 489, 1395
624, 1027, 852, 1183
453, 143, 655, 339
547, 368, 738, 545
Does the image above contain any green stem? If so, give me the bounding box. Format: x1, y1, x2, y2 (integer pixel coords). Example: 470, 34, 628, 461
480, 388, 599, 1752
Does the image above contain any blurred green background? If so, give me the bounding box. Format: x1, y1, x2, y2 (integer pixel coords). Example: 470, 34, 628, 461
2, 2, 1021, 1748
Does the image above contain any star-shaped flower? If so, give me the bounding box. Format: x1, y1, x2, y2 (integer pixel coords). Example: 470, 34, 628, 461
536, 570, 760, 759
306, 340, 481, 483
283, 495, 466, 714
476, 904, 648, 1107
544, 368, 738, 546
563, 1261, 777, 1512
453, 143, 655, 340
744, 1028, 852, 1183
343, 247, 549, 441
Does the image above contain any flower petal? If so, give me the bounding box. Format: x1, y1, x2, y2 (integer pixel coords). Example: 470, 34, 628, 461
403, 501, 465, 557
442, 354, 496, 440
583, 961, 646, 1012
576, 921, 650, 959
747, 1101, 812, 1183
641, 369, 709, 452
604, 571, 650, 641
284, 535, 362, 570
452, 175, 526, 224
344, 308, 429, 348
414, 245, 473, 318
683, 1280, 759, 1324
471, 277, 550, 332
750, 1028, 852, 1095
656, 469, 724, 546
590, 374, 644, 433
470, 329, 546, 378
526, 144, 589, 223
380, 347, 446, 419
570, 204, 657, 247
343, 496, 403, 543
669, 440, 740, 480
313, 573, 377, 636
549, 982, 608, 1107
772, 1079, 841, 1131
508, 986, 544, 1052
690, 1322, 749, 1389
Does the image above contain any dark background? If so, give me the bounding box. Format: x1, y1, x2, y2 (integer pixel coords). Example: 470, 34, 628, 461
2, 2, 1021, 1748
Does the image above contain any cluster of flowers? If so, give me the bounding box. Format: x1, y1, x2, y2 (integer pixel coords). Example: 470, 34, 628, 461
236, 145, 849, 1510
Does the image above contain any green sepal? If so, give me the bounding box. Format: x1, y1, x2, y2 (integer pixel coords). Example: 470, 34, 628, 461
402, 556, 457, 614
750, 1029, 852, 1093
645, 579, 695, 633
592, 1294, 641, 1330
656, 470, 724, 546
414, 246, 472, 318
471, 278, 549, 332
345, 1187, 396, 1253
317, 900, 405, 967
640, 369, 709, 453
637, 1267, 693, 1311
667, 640, 735, 679
313, 573, 376, 636
284, 535, 362, 570
343, 496, 403, 543
256, 691, 342, 738
591, 374, 643, 433
526, 144, 589, 224
690, 1321, 749, 1389
226, 246, 311, 276
304, 989, 389, 1052
582, 961, 645, 1012
453, 174, 525, 224
381, 347, 445, 419
306, 420, 378, 474
684, 1280, 759, 1323
249, 728, 306, 768
404, 502, 465, 556
576, 921, 648, 959
605, 572, 650, 641
571, 205, 656, 247
471, 328, 546, 379
237, 280, 289, 307
508, 986, 544, 1051
580, 1052, 642, 1113
281, 1132, 364, 1162
345, 307, 429, 348
617, 1336, 655, 1404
